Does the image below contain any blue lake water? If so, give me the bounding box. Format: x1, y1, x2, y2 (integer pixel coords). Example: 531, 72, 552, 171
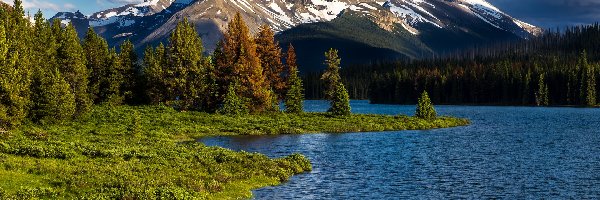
200, 100, 600, 199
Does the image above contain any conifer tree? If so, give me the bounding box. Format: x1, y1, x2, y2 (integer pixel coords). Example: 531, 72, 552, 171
203, 55, 220, 111
535, 74, 549, 106
143, 44, 166, 104
0, 1, 33, 127
321, 48, 350, 116
214, 13, 274, 112
321, 48, 342, 100
217, 82, 248, 116
31, 68, 76, 123
118, 40, 138, 103
165, 19, 206, 110
29, 11, 75, 123
58, 23, 92, 116
51, 18, 62, 43
104, 48, 124, 105
255, 24, 285, 98
329, 82, 351, 116
416, 91, 436, 120
578, 51, 590, 105
284, 45, 304, 113
82, 27, 110, 102
586, 63, 597, 106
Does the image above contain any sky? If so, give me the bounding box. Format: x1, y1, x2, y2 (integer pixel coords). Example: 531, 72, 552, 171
1, 0, 599, 29
487, 0, 600, 29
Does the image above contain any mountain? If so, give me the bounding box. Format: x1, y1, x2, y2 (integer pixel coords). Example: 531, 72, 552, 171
51, 0, 542, 71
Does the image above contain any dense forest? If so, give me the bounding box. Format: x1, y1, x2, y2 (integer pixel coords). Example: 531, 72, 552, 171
0, 0, 351, 129
305, 24, 600, 106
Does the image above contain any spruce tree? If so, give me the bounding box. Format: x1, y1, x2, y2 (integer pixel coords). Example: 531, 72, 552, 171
586, 63, 597, 106
321, 48, 350, 116
165, 19, 206, 110
82, 27, 110, 102
321, 48, 342, 100
0, 1, 33, 127
416, 91, 436, 120
118, 40, 138, 103
105, 48, 124, 105
535, 74, 549, 106
284, 45, 304, 114
217, 82, 248, 116
30, 11, 75, 123
329, 82, 351, 116
58, 23, 91, 116
31, 68, 76, 123
214, 13, 274, 112
255, 24, 285, 98
143, 44, 166, 105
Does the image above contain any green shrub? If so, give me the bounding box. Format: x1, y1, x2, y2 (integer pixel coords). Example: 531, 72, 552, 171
128, 110, 143, 137
23, 127, 49, 141
14, 187, 59, 199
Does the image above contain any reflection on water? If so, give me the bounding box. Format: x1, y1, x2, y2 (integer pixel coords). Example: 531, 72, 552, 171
200, 100, 600, 199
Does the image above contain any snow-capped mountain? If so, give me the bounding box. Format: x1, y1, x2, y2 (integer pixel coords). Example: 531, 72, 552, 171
51, 0, 543, 69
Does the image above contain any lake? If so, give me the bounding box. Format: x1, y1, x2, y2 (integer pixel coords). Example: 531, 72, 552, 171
200, 100, 600, 199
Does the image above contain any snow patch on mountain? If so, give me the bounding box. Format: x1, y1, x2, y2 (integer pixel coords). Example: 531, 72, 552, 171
304, 0, 348, 21
385, 0, 441, 29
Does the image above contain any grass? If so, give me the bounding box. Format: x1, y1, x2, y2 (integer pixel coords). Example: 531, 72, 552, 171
0, 105, 469, 199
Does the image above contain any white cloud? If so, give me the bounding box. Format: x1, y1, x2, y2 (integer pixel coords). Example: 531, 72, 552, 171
64, 3, 75, 10
105, 0, 144, 4
0, 0, 75, 12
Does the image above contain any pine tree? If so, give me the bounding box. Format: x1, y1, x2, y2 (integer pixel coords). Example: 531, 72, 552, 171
143, 44, 165, 104
31, 68, 76, 123
321, 48, 342, 100
535, 74, 549, 106
578, 50, 590, 105
214, 13, 274, 112
255, 24, 285, 99
203, 55, 220, 111
416, 91, 436, 120
284, 45, 304, 113
82, 27, 110, 103
118, 40, 138, 103
329, 82, 351, 116
586, 63, 597, 106
320, 48, 350, 116
165, 19, 206, 110
58, 23, 91, 116
30, 10, 75, 123
0, 1, 33, 127
217, 82, 248, 116
104, 48, 124, 105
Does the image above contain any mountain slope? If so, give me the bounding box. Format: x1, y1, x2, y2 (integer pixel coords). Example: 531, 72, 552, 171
51, 0, 542, 70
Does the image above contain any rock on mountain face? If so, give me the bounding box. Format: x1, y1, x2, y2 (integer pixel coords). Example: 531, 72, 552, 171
51, 0, 542, 70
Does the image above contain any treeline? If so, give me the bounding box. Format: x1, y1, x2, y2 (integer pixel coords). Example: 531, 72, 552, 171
305, 24, 600, 106
0, 0, 312, 128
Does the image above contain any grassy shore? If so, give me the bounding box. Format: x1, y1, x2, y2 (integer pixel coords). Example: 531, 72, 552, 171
0, 105, 469, 199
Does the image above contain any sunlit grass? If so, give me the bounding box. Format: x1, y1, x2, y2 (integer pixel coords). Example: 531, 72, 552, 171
0, 105, 467, 199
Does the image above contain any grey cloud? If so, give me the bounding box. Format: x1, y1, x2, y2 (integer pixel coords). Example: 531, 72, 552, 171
488, 0, 600, 28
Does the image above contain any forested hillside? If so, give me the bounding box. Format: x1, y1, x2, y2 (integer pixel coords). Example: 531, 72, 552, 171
304, 24, 600, 107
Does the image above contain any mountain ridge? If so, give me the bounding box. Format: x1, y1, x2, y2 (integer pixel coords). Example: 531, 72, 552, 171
50, 0, 543, 70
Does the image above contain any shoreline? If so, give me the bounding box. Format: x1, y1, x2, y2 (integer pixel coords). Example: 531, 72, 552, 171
0, 105, 468, 199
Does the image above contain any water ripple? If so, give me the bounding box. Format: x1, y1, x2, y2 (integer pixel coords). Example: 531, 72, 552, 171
200, 100, 600, 199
